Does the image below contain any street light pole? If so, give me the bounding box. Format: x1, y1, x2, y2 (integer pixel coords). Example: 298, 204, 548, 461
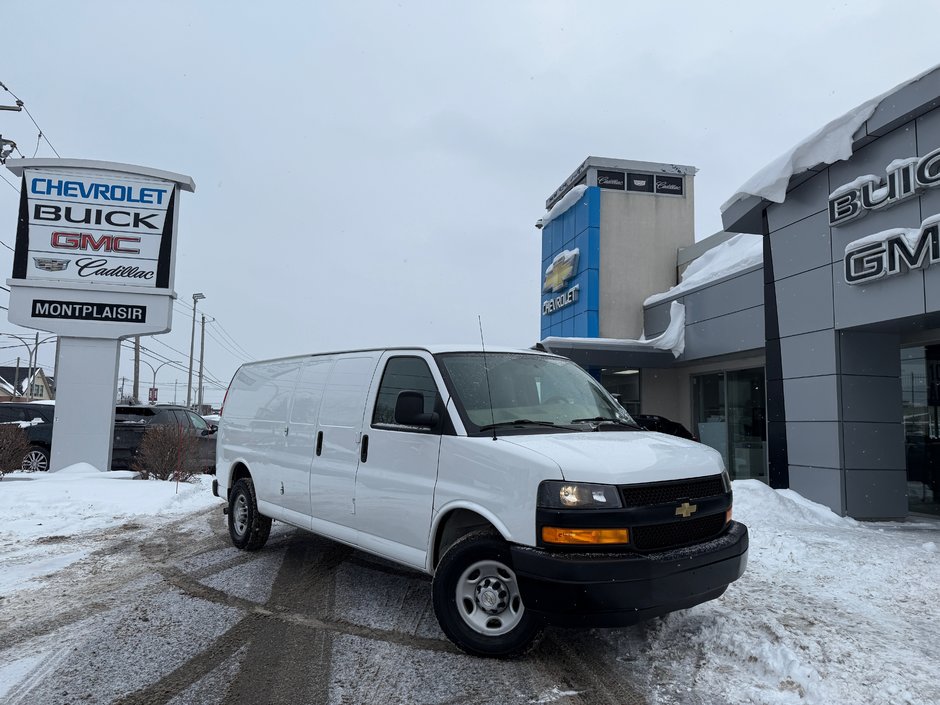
2, 333, 57, 400
197, 314, 206, 412
138, 359, 180, 404
186, 292, 205, 409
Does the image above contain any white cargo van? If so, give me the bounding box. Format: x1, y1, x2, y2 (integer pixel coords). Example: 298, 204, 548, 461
213, 346, 748, 657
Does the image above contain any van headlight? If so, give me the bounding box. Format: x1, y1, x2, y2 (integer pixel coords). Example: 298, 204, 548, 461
538, 481, 622, 509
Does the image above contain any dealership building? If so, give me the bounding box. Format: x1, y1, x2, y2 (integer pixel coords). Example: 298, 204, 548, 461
537, 67, 940, 520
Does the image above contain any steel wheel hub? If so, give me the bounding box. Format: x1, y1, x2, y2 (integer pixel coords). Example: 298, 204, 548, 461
233, 494, 249, 536
456, 559, 524, 636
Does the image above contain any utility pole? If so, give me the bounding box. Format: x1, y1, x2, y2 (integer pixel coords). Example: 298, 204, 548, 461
27, 331, 38, 401
186, 292, 205, 409
197, 314, 206, 413
133, 336, 140, 403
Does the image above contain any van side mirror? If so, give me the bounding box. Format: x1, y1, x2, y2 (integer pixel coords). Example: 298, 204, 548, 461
395, 391, 439, 427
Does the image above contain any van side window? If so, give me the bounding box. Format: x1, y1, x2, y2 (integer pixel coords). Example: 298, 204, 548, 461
372, 357, 440, 431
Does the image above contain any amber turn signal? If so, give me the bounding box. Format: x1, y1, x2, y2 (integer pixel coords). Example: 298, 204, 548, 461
725, 507, 733, 524
542, 526, 629, 545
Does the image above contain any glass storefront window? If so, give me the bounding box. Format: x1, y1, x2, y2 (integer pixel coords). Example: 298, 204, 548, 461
693, 368, 767, 481
902, 346, 940, 515
600, 368, 640, 417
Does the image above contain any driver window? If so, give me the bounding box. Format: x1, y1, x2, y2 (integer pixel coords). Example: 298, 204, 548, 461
372, 356, 440, 430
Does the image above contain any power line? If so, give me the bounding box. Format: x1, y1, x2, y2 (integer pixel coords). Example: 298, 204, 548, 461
129, 338, 227, 390
0, 171, 18, 193
204, 326, 250, 363
0, 80, 61, 157
208, 318, 255, 360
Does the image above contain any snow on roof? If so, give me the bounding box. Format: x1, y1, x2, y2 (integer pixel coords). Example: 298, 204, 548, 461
721, 64, 940, 213
644, 233, 763, 306
536, 184, 588, 229
543, 301, 687, 358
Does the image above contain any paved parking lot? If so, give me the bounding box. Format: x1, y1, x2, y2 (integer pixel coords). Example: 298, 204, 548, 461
1, 509, 656, 705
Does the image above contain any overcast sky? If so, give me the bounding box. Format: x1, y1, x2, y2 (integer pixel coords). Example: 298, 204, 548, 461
2, 1, 939, 405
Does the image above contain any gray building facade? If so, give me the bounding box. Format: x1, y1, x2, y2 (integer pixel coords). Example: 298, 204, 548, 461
539, 67, 940, 520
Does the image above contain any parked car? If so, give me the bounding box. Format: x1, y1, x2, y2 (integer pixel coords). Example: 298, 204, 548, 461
0, 402, 216, 473
214, 346, 748, 657
0, 402, 55, 471
113, 405, 218, 473
633, 414, 698, 441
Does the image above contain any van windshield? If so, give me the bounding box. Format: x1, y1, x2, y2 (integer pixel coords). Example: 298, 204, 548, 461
435, 352, 637, 434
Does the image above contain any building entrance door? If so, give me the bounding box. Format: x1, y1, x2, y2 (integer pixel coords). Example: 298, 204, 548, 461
693, 368, 767, 481
901, 345, 940, 516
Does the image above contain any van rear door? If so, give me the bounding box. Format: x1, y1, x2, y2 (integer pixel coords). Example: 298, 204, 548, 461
353, 352, 446, 569
311, 352, 381, 533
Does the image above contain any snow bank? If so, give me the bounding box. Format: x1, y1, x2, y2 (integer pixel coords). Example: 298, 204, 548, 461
636, 480, 940, 705
0, 472, 218, 540
644, 233, 763, 305
722, 64, 940, 212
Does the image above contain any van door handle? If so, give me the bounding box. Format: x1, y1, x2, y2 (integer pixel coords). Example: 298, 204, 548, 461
360, 434, 369, 463
316, 431, 323, 457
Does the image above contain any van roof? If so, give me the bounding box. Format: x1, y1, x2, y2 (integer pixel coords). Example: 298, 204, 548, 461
240, 345, 554, 367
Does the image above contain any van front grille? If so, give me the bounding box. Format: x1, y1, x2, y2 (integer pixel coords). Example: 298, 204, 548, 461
632, 513, 727, 551
619, 476, 724, 507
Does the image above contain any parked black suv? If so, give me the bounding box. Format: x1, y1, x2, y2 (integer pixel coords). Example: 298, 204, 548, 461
0, 402, 217, 473
0, 402, 55, 471
633, 414, 698, 442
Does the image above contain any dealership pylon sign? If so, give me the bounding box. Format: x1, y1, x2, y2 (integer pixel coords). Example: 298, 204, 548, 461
5, 159, 195, 472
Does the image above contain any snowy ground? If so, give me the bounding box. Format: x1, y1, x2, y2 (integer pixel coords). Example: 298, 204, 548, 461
0, 471, 938, 704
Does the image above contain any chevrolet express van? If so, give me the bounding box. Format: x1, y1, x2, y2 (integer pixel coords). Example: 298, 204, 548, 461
213, 346, 748, 657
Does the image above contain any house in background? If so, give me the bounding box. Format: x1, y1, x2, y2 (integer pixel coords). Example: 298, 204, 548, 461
0, 366, 55, 401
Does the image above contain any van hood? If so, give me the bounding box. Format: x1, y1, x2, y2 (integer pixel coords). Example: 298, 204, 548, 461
499, 431, 724, 484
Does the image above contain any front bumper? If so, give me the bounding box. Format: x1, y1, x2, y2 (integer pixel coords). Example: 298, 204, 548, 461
510, 520, 748, 627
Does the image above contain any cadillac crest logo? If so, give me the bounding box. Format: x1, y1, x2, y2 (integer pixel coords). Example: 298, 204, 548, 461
33, 258, 70, 272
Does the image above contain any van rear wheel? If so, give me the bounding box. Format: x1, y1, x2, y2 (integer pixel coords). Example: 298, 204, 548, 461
432, 530, 542, 658
228, 478, 271, 550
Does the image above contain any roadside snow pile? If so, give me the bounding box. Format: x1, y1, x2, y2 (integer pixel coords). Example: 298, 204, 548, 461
0, 468, 217, 540
636, 481, 940, 705
644, 233, 763, 305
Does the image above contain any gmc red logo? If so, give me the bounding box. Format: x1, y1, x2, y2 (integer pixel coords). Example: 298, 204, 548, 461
50, 231, 142, 254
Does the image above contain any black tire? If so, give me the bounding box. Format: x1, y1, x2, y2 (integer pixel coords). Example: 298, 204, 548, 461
432, 529, 542, 658
228, 477, 271, 551
22, 446, 50, 472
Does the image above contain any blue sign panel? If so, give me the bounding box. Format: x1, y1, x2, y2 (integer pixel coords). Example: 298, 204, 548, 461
540, 187, 600, 339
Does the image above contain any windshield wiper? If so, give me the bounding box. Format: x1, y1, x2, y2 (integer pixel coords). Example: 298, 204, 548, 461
478, 419, 560, 431
570, 416, 642, 429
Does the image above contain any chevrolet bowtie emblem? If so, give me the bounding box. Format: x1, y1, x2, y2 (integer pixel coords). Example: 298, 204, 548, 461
675, 501, 698, 518
543, 248, 580, 293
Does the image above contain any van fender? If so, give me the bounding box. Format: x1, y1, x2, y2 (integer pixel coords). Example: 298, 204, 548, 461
220, 456, 253, 493
426, 500, 513, 573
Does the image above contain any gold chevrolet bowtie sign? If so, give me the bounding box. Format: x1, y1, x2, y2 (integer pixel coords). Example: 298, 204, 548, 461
543, 249, 579, 293
675, 501, 698, 518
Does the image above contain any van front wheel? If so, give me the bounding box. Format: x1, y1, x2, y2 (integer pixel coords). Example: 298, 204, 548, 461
432, 530, 542, 657
228, 478, 271, 551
